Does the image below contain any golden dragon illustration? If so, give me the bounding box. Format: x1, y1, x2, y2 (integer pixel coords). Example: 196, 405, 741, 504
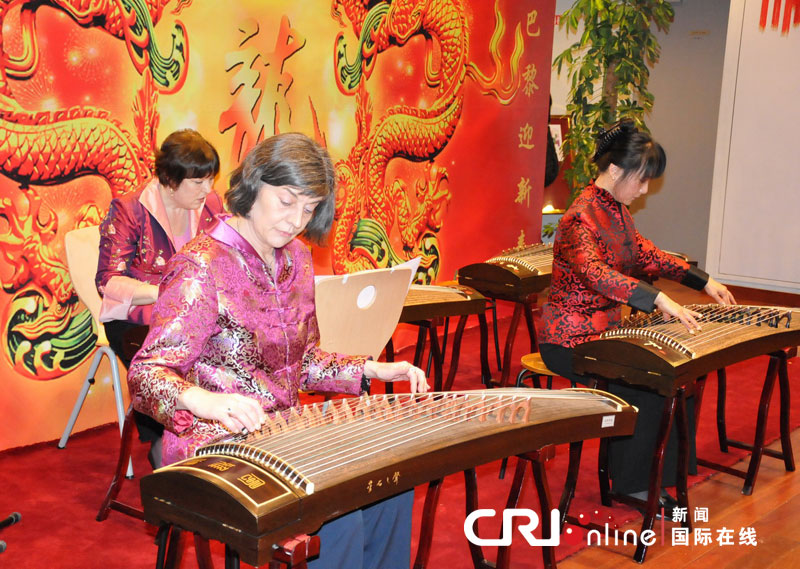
0, 0, 188, 378
330, 0, 523, 282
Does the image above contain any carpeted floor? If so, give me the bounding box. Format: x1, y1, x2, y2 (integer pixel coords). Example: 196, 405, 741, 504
0, 318, 796, 568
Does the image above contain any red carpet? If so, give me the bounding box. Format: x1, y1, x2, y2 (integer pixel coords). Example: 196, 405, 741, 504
0, 318, 797, 568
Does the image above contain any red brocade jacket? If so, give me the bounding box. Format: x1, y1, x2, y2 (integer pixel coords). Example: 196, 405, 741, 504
540, 182, 708, 348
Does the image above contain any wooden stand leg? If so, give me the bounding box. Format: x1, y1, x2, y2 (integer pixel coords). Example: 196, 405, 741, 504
632, 395, 676, 564
675, 389, 691, 528
529, 456, 557, 569
225, 544, 240, 569
778, 351, 795, 472
194, 534, 214, 569
443, 315, 469, 391
716, 368, 729, 452
463, 468, 493, 569
413, 479, 443, 569
426, 321, 444, 392
522, 296, 539, 354
559, 441, 584, 530
496, 304, 524, 388
597, 436, 611, 507
97, 404, 143, 521
742, 354, 780, 495
478, 314, 492, 388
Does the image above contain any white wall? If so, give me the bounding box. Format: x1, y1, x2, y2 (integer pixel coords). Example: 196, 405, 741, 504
550, 0, 731, 269
705, 0, 800, 293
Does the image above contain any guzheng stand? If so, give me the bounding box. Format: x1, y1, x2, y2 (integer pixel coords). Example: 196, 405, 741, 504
457, 245, 554, 389
695, 348, 796, 495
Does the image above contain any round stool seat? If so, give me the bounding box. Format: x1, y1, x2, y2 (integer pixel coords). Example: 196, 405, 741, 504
520, 352, 556, 377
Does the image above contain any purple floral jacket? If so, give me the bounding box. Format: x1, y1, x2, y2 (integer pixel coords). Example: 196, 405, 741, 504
127, 218, 367, 464
541, 182, 708, 348
95, 178, 222, 324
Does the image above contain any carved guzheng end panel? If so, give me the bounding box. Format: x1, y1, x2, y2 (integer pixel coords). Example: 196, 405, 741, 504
574, 304, 800, 395
140, 388, 636, 566
458, 243, 553, 301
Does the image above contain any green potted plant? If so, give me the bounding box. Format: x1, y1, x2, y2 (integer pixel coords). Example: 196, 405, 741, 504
553, 0, 674, 205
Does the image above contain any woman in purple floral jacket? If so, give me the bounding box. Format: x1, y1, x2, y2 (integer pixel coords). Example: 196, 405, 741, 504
128, 132, 427, 569
95, 129, 222, 468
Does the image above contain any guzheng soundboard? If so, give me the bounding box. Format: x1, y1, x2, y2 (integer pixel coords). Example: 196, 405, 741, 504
140, 388, 636, 566
574, 304, 800, 395
457, 243, 553, 302
400, 283, 486, 323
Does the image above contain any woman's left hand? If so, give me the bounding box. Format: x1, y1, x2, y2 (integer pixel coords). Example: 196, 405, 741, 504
363, 360, 430, 394
704, 277, 736, 305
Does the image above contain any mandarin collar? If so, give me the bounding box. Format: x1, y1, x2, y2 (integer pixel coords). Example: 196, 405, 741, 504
589, 181, 623, 208
207, 214, 290, 272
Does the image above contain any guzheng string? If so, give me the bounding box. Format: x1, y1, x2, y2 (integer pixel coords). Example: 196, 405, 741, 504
610, 304, 797, 354
218, 390, 603, 481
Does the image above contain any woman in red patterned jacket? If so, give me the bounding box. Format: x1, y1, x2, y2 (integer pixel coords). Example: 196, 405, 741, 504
539, 119, 735, 508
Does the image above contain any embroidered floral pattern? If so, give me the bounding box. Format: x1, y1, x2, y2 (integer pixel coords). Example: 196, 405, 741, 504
541, 182, 690, 348
128, 223, 367, 465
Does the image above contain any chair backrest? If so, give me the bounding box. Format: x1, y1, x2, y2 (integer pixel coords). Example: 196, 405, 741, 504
315, 267, 412, 360
64, 225, 106, 344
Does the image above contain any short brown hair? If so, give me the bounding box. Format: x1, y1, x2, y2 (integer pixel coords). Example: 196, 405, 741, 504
225, 133, 336, 244
155, 129, 220, 188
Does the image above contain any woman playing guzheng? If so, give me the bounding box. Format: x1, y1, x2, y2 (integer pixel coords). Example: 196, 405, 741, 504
539, 119, 735, 509
128, 132, 428, 568
96, 129, 223, 469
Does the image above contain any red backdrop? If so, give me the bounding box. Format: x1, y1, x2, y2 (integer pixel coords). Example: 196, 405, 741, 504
0, 0, 554, 450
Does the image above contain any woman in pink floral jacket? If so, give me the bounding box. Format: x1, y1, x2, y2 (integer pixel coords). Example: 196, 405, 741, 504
128, 132, 426, 569
95, 129, 222, 467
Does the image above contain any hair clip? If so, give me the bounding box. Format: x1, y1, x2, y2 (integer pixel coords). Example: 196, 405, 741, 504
593, 118, 636, 162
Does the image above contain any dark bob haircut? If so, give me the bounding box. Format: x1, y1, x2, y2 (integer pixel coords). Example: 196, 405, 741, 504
225, 133, 336, 245
593, 119, 666, 181
155, 129, 220, 189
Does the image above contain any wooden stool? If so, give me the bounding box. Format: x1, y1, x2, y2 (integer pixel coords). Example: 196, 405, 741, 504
515, 352, 575, 390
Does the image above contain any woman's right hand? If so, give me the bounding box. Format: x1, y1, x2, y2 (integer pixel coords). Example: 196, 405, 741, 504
654, 292, 703, 333
178, 387, 266, 433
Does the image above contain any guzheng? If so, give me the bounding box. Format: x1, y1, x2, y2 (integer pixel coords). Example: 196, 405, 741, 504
458, 243, 553, 301
574, 304, 800, 395
140, 388, 636, 566
401, 283, 486, 322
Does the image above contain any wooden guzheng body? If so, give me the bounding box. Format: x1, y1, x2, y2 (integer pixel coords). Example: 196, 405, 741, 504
140, 388, 637, 566
457, 243, 553, 301
574, 304, 800, 394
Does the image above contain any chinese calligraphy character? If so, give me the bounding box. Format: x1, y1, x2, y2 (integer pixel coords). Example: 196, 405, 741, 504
716, 527, 735, 546
392, 471, 400, 484
671, 527, 690, 546
517, 230, 527, 248
738, 527, 758, 546
515, 177, 531, 207
671, 507, 688, 524
522, 64, 538, 96
219, 15, 307, 163
518, 123, 535, 149
694, 528, 713, 546
208, 461, 235, 472
527, 10, 541, 37
693, 507, 709, 523
367, 480, 373, 493
238, 473, 265, 489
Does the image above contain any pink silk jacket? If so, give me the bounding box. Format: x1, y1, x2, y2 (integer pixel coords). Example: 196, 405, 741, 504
127, 218, 367, 464
95, 178, 222, 324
